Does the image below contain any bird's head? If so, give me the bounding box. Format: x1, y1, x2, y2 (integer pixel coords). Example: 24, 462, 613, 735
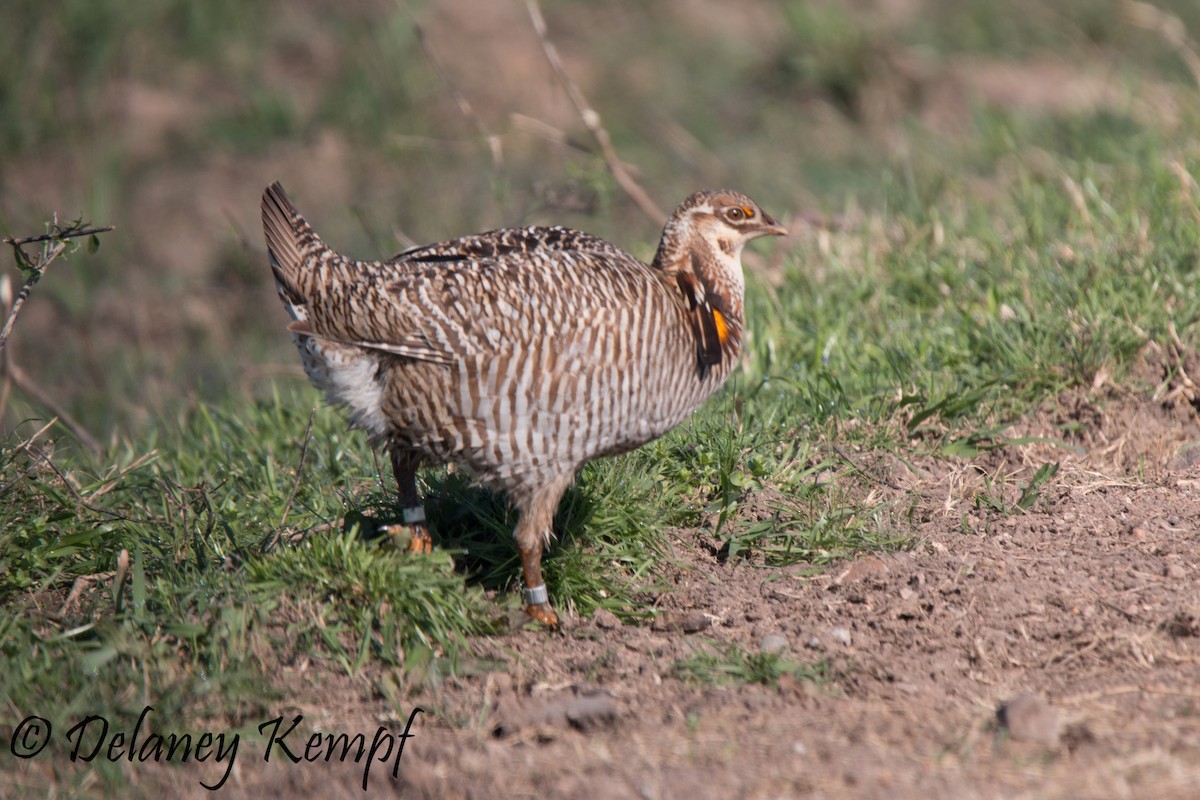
653, 190, 786, 295
682, 189, 788, 253
652, 190, 787, 370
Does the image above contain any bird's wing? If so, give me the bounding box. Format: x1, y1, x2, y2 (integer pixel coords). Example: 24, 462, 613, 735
308, 229, 646, 369
391, 226, 618, 264
286, 319, 458, 366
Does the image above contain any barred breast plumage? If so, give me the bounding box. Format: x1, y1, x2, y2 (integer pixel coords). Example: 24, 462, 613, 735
261, 182, 786, 627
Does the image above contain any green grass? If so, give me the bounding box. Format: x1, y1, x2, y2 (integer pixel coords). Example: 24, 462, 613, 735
5, 129, 1200, 742
3, 0, 1199, 432
4, 1, 1200, 793
674, 640, 830, 688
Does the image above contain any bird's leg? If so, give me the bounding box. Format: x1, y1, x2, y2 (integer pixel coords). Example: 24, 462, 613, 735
382, 445, 432, 554
513, 476, 572, 629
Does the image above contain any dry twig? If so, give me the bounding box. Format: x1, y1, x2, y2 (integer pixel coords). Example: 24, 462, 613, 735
2, 221, 113, 454
413, 22, 503, 169
1, 223, 113, 353
0, 418, 56, 498
28, 443, 157, 525
524, 0, 666, 223
2, 360, 102, 455
266, 407, 318, 553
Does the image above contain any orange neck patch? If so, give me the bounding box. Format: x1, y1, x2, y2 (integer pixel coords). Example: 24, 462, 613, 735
712, 308, 729, 345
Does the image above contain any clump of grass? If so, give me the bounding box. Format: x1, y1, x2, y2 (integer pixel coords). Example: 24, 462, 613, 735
245, 532, 499, 674
0, 428, 273, 765
674, 640, 829, 688
0, 384, 689, 721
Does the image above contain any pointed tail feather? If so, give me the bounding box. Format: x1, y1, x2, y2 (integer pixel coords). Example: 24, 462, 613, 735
261, 181, 314, 308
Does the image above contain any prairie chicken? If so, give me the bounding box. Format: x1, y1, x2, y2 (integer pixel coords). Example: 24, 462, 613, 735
261, 183, 785, 627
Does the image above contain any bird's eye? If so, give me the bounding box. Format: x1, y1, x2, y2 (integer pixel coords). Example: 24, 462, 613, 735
726, 207, 744, 221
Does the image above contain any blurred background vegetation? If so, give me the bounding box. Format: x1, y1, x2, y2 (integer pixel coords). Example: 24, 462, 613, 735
3, 0, 1199, 442
5, 7, 1200, 792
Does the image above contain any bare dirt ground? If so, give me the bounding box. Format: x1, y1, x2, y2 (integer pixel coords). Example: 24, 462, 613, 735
121, 373, 1200, 800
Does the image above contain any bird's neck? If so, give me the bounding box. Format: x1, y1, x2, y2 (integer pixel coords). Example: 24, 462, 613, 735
654, 228, 745, 324
653, 227, 745, 371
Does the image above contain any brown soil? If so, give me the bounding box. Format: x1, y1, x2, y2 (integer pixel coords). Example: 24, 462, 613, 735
112, 385, 1200, 800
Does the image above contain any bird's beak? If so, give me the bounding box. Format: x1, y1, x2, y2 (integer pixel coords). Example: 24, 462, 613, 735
759, 212, 788, 237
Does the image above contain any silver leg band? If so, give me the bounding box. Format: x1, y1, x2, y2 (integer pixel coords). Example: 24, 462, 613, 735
402, 506, 426, 525
523, 584, 549, 605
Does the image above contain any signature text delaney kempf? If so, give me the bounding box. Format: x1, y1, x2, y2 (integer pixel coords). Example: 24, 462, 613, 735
7, 705, 424, 791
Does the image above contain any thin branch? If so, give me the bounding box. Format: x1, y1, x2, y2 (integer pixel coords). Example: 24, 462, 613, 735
524, 0, 666, 223
0, 240, 67, 354
1, 220, 113, 453
29, 443, 156, 525
1, 223, 114, 353
830, 443, 903, 492
0, 418, 56, 498
3, 224, 114, 249
0, 276, 12, 422
413, 22, 503, 169
3, 360, 101, 455
266, 407, 318, 553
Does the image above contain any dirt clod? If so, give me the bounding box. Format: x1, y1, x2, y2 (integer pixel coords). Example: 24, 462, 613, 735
495, 686, 619, 735
592, 608, 622, 630
834, 556, 890, 584
997, 692, 1061, 745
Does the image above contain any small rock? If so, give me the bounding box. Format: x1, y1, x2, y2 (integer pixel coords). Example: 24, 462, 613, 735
1165, 563, 1187, 579
563, 693, 619, 731
592, 608, 621, 630
830, 626, 852, 647
653, 611, 710, 633
805, 635, 823, 650
494, 687, 619, 736
997, 692, 1061, 745
760, 633, 790, 654
834, 556, 889, 585
1130, 526, 1150, 540
1165, 611, 1200, 637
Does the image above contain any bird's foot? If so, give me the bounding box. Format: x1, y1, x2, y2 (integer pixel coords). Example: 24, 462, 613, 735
378, 506, 433, 553
378, 521, 433, 554
524, 602, 560, 629
522, 584, 559, 629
